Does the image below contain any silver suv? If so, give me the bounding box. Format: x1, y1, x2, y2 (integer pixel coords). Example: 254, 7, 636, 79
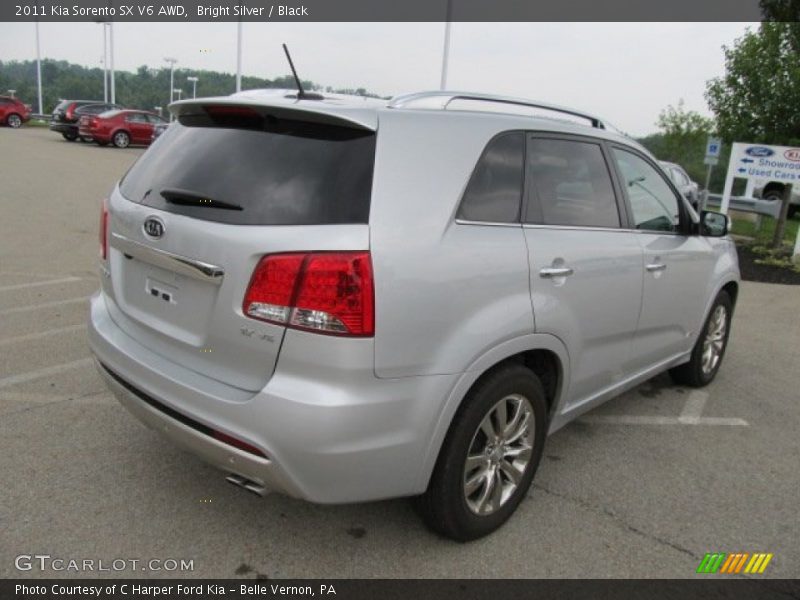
88, 90, 740, 540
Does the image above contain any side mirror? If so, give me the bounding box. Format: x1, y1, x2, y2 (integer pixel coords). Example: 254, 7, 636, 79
701, 210, 729, 237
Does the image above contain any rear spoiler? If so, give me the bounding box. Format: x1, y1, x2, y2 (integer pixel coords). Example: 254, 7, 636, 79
169, 97, 378, 132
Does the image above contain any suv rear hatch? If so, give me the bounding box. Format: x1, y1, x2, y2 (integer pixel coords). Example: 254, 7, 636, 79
103, 100, 377, 392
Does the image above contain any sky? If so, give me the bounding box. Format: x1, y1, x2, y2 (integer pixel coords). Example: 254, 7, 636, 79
0, 22, 756, 136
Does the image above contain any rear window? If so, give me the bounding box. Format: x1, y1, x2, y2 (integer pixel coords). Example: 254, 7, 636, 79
120, 118, 376, 226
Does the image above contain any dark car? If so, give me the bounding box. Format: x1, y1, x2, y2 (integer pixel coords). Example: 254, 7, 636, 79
79, 109, 167, 148
50, 100, 122, 141
0, 96, 32, 128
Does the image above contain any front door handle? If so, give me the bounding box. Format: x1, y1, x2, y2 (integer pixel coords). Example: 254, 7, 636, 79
539, 267, 574, 278
646, 263, 667, 272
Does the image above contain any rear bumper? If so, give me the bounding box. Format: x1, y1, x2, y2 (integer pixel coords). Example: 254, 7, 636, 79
88, 291, 458, 503
50, 121, 77, 134
95, 358, 300, 497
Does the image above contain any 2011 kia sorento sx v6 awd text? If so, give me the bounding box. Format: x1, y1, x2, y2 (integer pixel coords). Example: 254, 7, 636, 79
88, 90, 740, 540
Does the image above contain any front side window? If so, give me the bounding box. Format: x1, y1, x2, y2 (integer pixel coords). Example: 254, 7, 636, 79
526, 138, 620, 228
457, 132, 524, 223
613, 148, 681, 232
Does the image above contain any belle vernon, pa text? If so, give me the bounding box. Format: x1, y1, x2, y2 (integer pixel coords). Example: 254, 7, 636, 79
16, 584, 337, 597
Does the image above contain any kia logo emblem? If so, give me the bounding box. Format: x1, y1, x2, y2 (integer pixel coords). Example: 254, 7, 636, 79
784, 149, 800, 162
143, 216, 165, 239
745, 146, 774, 158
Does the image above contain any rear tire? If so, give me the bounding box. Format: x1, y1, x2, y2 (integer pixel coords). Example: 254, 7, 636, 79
113, 131, 130, 148
788, 206, 798, 219
416, 363, 548, 541
669, 291, 732, 387
62, 131, 78, 141
7, 113, 22, 128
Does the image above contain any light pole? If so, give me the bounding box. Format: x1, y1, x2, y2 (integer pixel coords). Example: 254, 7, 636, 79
164, 57, 177, 120
35, 22, 43, 114
187, 76, 199, 99
97, 21, 108, 102
236, 20, 242, 92
440, 0, 454, 90
173, 88, 183, 101
154, 106, 162, 117
108, 22, 115, 104
7, 89, 16, 98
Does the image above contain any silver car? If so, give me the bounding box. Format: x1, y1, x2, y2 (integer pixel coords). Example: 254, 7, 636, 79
660, 160, 700, 207
88, 90, 740, 540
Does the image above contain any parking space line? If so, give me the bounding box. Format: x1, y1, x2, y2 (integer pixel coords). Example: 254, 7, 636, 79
0, 296, 89, 316
580, 391, 748, 427
0, 358, 94, 390
0, 276, 83, 292
0, 324, 85, 347
678, 391, 708, 424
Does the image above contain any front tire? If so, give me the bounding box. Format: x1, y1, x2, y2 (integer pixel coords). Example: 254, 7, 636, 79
669, 291, 732, 387
7, 113, 23, 128
416, 363, 548, 541
113, 131, 130, 148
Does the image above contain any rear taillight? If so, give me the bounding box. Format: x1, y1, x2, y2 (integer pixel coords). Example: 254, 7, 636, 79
243, 251, 374, 337
65, 102, 76, 121
99, 199, 109, 260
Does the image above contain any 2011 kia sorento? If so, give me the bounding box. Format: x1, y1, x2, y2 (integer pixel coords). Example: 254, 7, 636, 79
88, 90, 740, 541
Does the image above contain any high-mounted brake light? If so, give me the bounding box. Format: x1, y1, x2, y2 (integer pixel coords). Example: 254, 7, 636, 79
242, 252, 374, 337
204, 105, 260, 118
99, 199, 109, 260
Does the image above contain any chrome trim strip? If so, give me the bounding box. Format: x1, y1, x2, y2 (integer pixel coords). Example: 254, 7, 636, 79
110, 233, 224, 285
455, 219, 521, 228
522, 223, 685, 236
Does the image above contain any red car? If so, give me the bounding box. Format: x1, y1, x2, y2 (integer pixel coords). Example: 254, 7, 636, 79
0, 96, 32, 128
79, 109, 167, 148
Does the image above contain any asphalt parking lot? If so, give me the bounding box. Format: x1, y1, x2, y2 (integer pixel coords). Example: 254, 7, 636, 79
1, 127, 798, 581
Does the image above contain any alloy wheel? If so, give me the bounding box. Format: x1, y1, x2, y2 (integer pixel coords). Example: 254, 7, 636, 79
463, 393, 535, 515
701, 305, 727, 375
8, 114, 22, 128
114, 132, 130, 148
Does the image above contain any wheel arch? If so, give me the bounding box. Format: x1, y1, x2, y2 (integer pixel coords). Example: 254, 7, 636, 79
416, 333, 570, 491
762, 181, 786, 197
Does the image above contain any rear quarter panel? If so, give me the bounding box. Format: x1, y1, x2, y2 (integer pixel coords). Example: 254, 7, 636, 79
369, 110, 535, 378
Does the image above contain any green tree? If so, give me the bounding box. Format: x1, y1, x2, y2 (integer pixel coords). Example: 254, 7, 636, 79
706, 22, 800, 247
653, 100, 714, 184
706, 23, 800, 146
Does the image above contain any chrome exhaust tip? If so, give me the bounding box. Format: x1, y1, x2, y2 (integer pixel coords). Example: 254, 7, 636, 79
225, 474, 269, 497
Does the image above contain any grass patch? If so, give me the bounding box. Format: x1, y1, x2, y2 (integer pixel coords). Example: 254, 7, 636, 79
731, 215, 799, 246
24, 119, 49, 128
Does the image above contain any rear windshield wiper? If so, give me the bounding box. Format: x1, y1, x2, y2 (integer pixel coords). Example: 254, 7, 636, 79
160, 188, 243, 211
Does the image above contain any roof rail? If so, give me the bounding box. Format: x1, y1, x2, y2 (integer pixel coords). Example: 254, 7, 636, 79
387, 91, 606, 129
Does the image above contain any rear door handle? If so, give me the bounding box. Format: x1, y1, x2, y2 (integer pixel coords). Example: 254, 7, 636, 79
646, 263, 667, 272
539, 267, 574, 278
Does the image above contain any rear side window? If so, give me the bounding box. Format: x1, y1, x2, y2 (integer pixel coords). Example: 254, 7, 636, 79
120, 119, 376, 226
526, 138, 620, 228
457, 132, 524, 223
